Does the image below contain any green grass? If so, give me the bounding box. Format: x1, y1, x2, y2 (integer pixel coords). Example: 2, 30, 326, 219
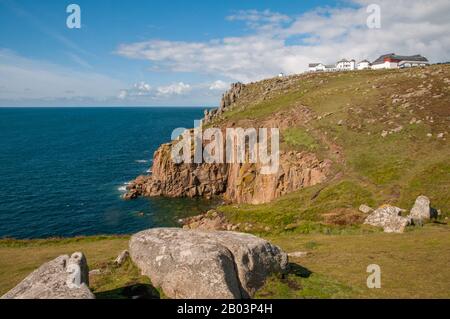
255, 270, 355, 299
218, 179, 380, 235
398, 160, 450, 217
90, 259, 159, 299
222, 81, 308, 121
261, 224, 450, 299
2, 225, 449, 299
282, 127, 319, 151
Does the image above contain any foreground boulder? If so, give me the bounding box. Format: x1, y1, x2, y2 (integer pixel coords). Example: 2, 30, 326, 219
1, 252, 94, 299
129, 228, 288, 299
364, 205, 410, 233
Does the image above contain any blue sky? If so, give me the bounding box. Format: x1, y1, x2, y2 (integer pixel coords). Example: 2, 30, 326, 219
0, 0, 449, 106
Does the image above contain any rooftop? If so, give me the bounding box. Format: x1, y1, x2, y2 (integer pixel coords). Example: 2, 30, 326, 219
372, 53, 429, 65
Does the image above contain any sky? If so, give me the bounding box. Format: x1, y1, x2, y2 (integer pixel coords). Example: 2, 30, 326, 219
0, 0, 449, 107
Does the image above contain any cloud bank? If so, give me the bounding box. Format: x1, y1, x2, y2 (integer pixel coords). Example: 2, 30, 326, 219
117, 0, 450, 83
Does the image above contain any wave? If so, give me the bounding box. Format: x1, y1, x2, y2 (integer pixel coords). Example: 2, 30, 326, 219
135, 160, 149, 164
118, 182, 130, 192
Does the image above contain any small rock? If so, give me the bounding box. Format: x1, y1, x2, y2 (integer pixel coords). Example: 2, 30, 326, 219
392, 126, 403, 133
408, 196, 431, 221
115, 250, 130, 266
359, 204, 374, 214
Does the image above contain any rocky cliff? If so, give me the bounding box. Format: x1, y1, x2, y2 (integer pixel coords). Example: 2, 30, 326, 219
125, 82, 332, 204
126, 145, 330, 204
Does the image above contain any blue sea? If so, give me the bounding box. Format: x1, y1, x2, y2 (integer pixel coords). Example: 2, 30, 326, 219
0, 107, 216, 239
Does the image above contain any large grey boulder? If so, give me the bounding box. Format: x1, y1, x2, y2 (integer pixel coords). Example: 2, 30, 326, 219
129, 228, 288, 299
364, 205, 410, 233
1, 252, 94, 299
409, 196, 432, 221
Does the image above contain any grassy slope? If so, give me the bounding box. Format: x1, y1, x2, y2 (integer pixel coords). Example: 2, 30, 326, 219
217, 65, 450, 232
1, 66, 449, 299
258, 224, 450, 299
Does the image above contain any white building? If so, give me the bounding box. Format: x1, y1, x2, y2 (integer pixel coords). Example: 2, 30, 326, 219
308, 53, 429, 73
309, 63, 325, 72
371, 53, 429, 70
336, 59, 356, 71
357, 60, 371, 70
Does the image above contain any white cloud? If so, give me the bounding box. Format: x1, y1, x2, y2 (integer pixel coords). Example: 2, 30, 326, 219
117, 0, 450, 83
226, 9, 291, 32
118, 81, 193, 101
117, 90, 128, 100
134, 81, 152, 92
209, 80, 229, 91
157, 82, 191, 96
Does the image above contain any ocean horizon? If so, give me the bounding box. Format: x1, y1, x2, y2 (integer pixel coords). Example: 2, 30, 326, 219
0, 107, 217, 239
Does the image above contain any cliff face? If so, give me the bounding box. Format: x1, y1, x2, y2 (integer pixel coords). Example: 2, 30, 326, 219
125, 81, 332, 204
125, 142, 331, 205
125, 143, 229, 200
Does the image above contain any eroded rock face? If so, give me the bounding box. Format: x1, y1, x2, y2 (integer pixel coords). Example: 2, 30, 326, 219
125, 142, 330, 205
129, 228, 288, 299
1, 252, 94, 299
409, 196, 431, 221
364, 205, 410, 233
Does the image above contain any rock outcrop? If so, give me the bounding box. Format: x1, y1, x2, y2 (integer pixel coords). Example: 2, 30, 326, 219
408, 196, 432, 221
364, 205, 410, 233
203, 83, 245, 124
1, 252, 94, 299
125, 142, 331, 205
129, 228, 288, 299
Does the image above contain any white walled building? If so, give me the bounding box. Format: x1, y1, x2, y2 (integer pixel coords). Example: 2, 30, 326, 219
308, 53, 429, 73
336, 59, 356, 71
357, 60, 371, 70
309, 63, 324, 72
309, 63, 337, 72
371, 53, 429, 70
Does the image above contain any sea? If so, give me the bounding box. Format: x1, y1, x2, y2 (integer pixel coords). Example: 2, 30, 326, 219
0, 107, 217, 239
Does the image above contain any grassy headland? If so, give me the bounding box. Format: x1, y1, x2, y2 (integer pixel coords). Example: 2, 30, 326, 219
1, 66, 449, 299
